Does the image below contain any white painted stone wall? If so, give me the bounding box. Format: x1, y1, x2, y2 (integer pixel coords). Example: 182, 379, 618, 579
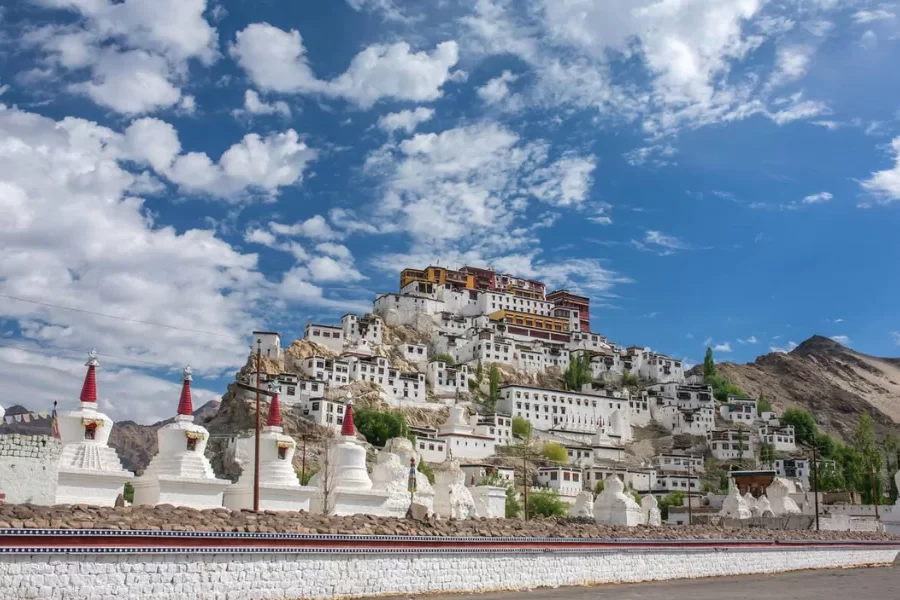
0, 545, 896, 600
0, 434, 61, 505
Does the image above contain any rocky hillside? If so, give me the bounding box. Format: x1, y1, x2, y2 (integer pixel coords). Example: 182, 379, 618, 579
713, 335, 900, 441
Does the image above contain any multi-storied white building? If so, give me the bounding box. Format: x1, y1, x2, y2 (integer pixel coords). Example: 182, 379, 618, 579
707, 429, 756, 461
651, 453, 704, 474
758, 423, 796, 452
719, 396, 758, 424
342, 313, 383, 345
646, 382, 716, 436
252, 331, 283, 361
426, 360, 469, 397
536, 466, 583, 499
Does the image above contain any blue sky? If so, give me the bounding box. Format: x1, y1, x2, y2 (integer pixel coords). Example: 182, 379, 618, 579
1, 0, 899, 423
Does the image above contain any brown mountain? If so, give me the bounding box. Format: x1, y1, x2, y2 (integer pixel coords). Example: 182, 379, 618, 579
711, 335, 900, 441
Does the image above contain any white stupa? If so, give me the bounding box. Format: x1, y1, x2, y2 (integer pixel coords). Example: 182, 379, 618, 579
641, 494, 662, 526
880, 470, 900, 533
593, 474, 643, 526
766, 477, 802, 516
55, 351, 133, 506
223, 388, 317, 511
432, 456, 476, 519
132, 366, 229, 508
310, 399, 389, 515
719, 481, 752, 519
569, 490, 595, 518
371, 437, 435, 517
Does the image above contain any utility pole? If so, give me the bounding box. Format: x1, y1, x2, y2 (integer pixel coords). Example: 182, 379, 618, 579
300, 434, 308, 484
811, 444, 820, 531
253, 339, 262, 512
687, 457, 693, 526
872, 464, 880, 519
522, 447, 529, 521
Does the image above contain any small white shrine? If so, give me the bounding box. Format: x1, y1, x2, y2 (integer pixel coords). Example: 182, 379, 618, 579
880, 470, 900, 534
310, 400, 389, 515
55, 351, 133, 506
223, 389, 317, 511
132, 367, 229, 508
641, 494, 662, 526
719, 481, 752, 520
593, 474, 642, 526
371, 437, 435, 517
753, 494, 774, 517
766, 477, 802, 516
432, 456, 476, 519
569, 490, 595, 518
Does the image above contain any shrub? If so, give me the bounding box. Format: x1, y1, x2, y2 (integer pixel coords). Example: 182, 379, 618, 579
525, 490, 569, 519
353, 408, 409, 448
512, 416, 533, 439
541, 441, 568, 463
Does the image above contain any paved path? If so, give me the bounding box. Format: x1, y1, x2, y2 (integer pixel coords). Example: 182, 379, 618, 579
394, 567, 900, 600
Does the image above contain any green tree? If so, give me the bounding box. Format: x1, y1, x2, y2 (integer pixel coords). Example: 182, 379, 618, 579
488, 363, 501, 407
594, 480, 604, 494
758, 442, 777, 468
512, 416, 533, 439
854, 413, 884, 503
353, 408, 409, 448
816, 460, 845, 492
757, 395, 772, 414
123, 482, 134, 504
432, 353, 456, 365
541, 441, 569, 463
657, 491, 685, 520
417, 461, 435, 484
703, 347, 716, 379
525, 490, 569, 519
297, 464, 319, 485
476, 359, 483, 383
563, 353, 593, 390
505, 486, 522, 518
781, 408, 818, 447
621, 371, 639, 387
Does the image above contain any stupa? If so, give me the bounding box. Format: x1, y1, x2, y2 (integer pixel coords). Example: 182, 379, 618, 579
432, 456, 476, 519
55, 351, 133, 506
223, 389, 317, 511
569, 490, 594, 518
719, 481, 752, 519
371, 437, 435, 516
641, 494, 662, 526
310, 399, 389, 515
766, 477, 802, 516
592, 474, 642, 526
132, 366, 229, 508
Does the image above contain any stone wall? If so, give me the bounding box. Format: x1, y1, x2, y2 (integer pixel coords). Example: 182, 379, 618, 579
0, 434, 61, 505
0, 541, 897, 600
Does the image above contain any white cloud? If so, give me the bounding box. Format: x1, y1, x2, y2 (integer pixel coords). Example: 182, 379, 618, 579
27, 0, 218, 114
315, 242, 353, 261
770, 340, 799, 353
270, 215, 342, 240
830, 335, 851, 345
769, 45, 816, 89
892, 331, 900, 346
703, 337, 713, 346
377, 107, 435, 134
861, 137, 900, 203
638, 230, 692, 255
738, 336, 758, 344
233, 89, 291, 119
230, 24, 460, 108
853, 9, 895, 24
712, 342, 733, 353
527, 154, 597, 207
307, 256, 365, 282
802, 191, 833, 204
477, 70, 519, 105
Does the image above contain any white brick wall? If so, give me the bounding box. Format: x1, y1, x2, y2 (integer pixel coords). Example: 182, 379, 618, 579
0, 545, 896, 599
0, 434, 62, 505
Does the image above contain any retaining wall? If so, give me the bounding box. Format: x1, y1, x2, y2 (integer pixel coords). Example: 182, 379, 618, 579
0, 529, 898, 600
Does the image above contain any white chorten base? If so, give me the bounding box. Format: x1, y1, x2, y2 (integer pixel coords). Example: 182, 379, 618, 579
223, 482, 319, 512
131, 475, 229, 509
55, 469, 133, 507
312, 487, 392, 516
881, 505, 900, 534
471, 486, 506, 518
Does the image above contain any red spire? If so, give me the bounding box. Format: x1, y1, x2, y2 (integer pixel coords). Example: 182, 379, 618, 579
177, 366, 193, 416
267, 392, 282, 427
341, 401, 356, 437
80, 350, 99, 403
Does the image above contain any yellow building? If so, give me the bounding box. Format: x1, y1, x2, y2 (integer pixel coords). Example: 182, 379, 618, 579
488, 310, 569, 332
399, 266, 475, 291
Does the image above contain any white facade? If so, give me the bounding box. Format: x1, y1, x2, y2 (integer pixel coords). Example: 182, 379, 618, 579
303, 398, 347, 433
342, 313, 384, 345
720, 397, 758, 424
758, 424, 796, 452
252, 331, 283, 361
497, 385, 625, 437
132, 368, 229, 509
55, 352, 133, 506
0, 434, 61, 505
426, 360, 469, 397
304, 323, 344, 354
647, 383, 716, 436
583, 466, 657, 494
636, 352, 684, 383
460, 464, 515, 487
455, 331, 515, 367
652, 453, 704, 474
346, 355, 426, 403
654, 473, 701, 496
627, 397, 652, 426
247, 372, 326, 405
414, 436, 448, 463
299, 355, 351, 386
436, 406, 496, 461
399, 343, 428, 371
373, 293, 445, 325
707, 429, 756, 461
470, 413, 514, 446
536, 466, 583, 498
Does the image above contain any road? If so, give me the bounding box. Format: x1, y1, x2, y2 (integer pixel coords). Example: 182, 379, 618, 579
388, 567, 900, 600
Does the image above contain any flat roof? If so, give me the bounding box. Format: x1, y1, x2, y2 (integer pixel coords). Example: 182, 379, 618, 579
252, 330, 280, 336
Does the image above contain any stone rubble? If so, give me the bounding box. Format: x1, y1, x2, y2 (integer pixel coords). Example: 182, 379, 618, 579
0, 504, 898, 540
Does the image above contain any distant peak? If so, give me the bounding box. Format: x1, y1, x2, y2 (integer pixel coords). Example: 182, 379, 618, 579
791, 335, 847, 357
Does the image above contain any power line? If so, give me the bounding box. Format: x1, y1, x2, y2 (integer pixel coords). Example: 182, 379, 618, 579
0, 340, 188, 369
0, 293, 246, 341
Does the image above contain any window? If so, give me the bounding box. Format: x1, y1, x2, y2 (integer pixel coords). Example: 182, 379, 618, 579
277, 446, 287, 460
186, 438, 197, 451
287, 386, 296, 396
84, 425, 96, 440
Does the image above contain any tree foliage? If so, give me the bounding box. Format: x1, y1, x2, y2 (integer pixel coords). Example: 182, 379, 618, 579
505, 486, 522, 518
432, 353, 456, 365
781, 408, 818, 447
417, 460, 435, 484
701, 347, 749, 402
758, 442, 777, 468
657, 491, 685, 520
541, 441, 568, 463
353, 408, 409, 448
123, 482, 134, 504
525, 490, 569, 519
620, 371, 639, 387
854, 413, 884, 503
703, 348, 716, 378
563, 352, 593, 391
476, 359, 484, 383
757, 395, 773, 414
488, 363, 501, 407
512, 415, 533, 439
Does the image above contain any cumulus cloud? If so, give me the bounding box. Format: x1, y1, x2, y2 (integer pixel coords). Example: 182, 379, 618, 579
830, 335, 851, 345
477, 70, 520, 105
377, 107, 435, 134
712, 342, 733, 353
738, 336, 758, 344
861, 137, 900, 203
232, 90, 291, 119
230, 24, 460, 108
802, 191, 833, 204
853, 9, 895, 24
770, 340, 799, 353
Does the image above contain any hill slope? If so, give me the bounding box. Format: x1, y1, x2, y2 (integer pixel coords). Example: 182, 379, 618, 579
714, 335, 900, 441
